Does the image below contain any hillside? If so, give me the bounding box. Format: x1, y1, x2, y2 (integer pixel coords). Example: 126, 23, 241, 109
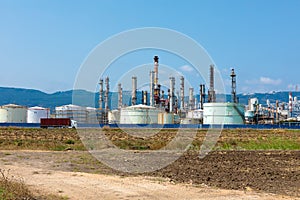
0, 87, 299, 111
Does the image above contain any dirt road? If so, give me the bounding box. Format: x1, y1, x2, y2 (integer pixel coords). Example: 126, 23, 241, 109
1, 150, 299, 200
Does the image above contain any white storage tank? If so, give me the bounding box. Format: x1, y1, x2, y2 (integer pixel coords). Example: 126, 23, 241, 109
55, 104, 87, 123
203, 103, 245, 125
0, 104, 27, 123
158, 112, 174, 124
27, 106, 50, 123
187, 109, 203, 119
108, 110, 120, 124
120, 104, 160, 124
86, 107, 98, 124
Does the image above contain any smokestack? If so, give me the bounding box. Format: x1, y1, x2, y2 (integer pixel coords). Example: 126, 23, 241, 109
144, 91, 147, 105
276, 100, 279, 123
200, 84, 205, 110
150, 71, 154, 106
154, 56, 159, 88
105, 77, 109, 111
208, 65, 216, 103
99, 79, 103, 110
118, 83, 122, 109
231, 68, 237, 103
132, 76, 137, 106
180, 76, 184, 110
289, 92, 293, 117
169, 77, 175, 113
189, 88, 194, 110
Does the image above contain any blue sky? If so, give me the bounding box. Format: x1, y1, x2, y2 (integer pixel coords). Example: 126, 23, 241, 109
0, 0, 299, 94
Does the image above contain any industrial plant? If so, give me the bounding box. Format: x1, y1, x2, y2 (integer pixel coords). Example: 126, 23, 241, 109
0, 56, 298, 127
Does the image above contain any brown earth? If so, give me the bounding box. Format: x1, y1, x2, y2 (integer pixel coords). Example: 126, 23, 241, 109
0, 150, 299, 199
0, 128, 299, 199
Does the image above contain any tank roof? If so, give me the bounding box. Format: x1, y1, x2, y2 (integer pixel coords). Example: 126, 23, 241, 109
1, 104, 27, 108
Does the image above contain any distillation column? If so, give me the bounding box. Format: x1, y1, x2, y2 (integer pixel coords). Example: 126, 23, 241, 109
150, 71, 154, 106
118, 83, 122, 109
231, 68, 237, 103
132, 76, 137, 106
180, 76, 184, 110
169, 77, 175, 113
208, 65, 216, 103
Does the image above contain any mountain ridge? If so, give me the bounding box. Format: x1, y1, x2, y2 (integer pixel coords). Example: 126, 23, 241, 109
0, 87, 299, 111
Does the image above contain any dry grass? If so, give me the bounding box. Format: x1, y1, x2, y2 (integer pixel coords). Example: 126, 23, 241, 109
0, 127, 299, 151
0, 169, 33, 200
0, 169, 69, 200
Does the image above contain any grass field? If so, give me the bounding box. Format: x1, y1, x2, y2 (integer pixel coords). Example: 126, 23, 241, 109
0, 127, 299, 199
0, 127, 299, 151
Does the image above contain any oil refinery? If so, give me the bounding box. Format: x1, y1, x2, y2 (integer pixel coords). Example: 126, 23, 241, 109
0, 55, 299, 128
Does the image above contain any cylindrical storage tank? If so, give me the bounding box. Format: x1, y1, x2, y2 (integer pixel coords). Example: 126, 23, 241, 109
158, 112, 174, 124
187, 110, 203, 120
120, 105, 160, 124
27, 106, 50, 123
86, 107, 98, 124
55, 104, 87, 123
108, 110, 120, 124
203, 103, 245, 125
0, 104, 27, 123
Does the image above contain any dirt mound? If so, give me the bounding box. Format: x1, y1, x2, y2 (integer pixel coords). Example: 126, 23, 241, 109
150, 151, 300, 197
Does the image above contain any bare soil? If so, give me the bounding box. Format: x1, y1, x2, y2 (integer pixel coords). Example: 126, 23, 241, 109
0, 150, 299, 199
0, 128, 299, 199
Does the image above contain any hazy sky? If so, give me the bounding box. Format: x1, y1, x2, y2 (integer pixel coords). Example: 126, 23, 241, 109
0, 0, 299, 94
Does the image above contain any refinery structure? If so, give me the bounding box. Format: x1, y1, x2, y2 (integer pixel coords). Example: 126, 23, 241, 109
0, 55, 299, 127
98, 56, 245, 125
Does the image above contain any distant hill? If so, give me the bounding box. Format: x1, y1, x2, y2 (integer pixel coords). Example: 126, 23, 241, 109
0, 87, 299, 111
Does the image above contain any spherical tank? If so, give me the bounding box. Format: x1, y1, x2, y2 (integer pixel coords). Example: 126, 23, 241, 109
203, 103, 245, 125
27, 106, 50, 123
0, 104, 27, 123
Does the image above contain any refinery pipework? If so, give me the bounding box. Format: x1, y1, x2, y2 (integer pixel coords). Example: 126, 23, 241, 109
231, 68, 237, 103
99, 78, 103, 110
180, 76, 185, 110
208, 64, 216, 103
169, 77, 175, 113
118, 83, 122, 109
105, 77, 109, 112
150, 71, 154, 107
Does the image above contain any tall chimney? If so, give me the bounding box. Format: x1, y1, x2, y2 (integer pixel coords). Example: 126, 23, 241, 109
276, 100, 279, 123
208, 65, 216, 103
231, 68, 237, 103
180, 76, 185, 110
132, 76, 137, 106
289, 92, 293, 117
118, 83, 122, 109
104, 77, 109, 111
169, 77, 175, 113
189, 88, 194, 110
154, 56, 159, 88
150, 71, 154, 106
143, 91, 147, 105
99, 79, 103, 110
200, 84, 205, 109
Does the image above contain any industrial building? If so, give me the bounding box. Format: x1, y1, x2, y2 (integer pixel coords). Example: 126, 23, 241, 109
0, 104, 27, 123
55, 104, 98, 124
1, 56, 298, 127
97, 56, 245, 125
27, 106, 50, 123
